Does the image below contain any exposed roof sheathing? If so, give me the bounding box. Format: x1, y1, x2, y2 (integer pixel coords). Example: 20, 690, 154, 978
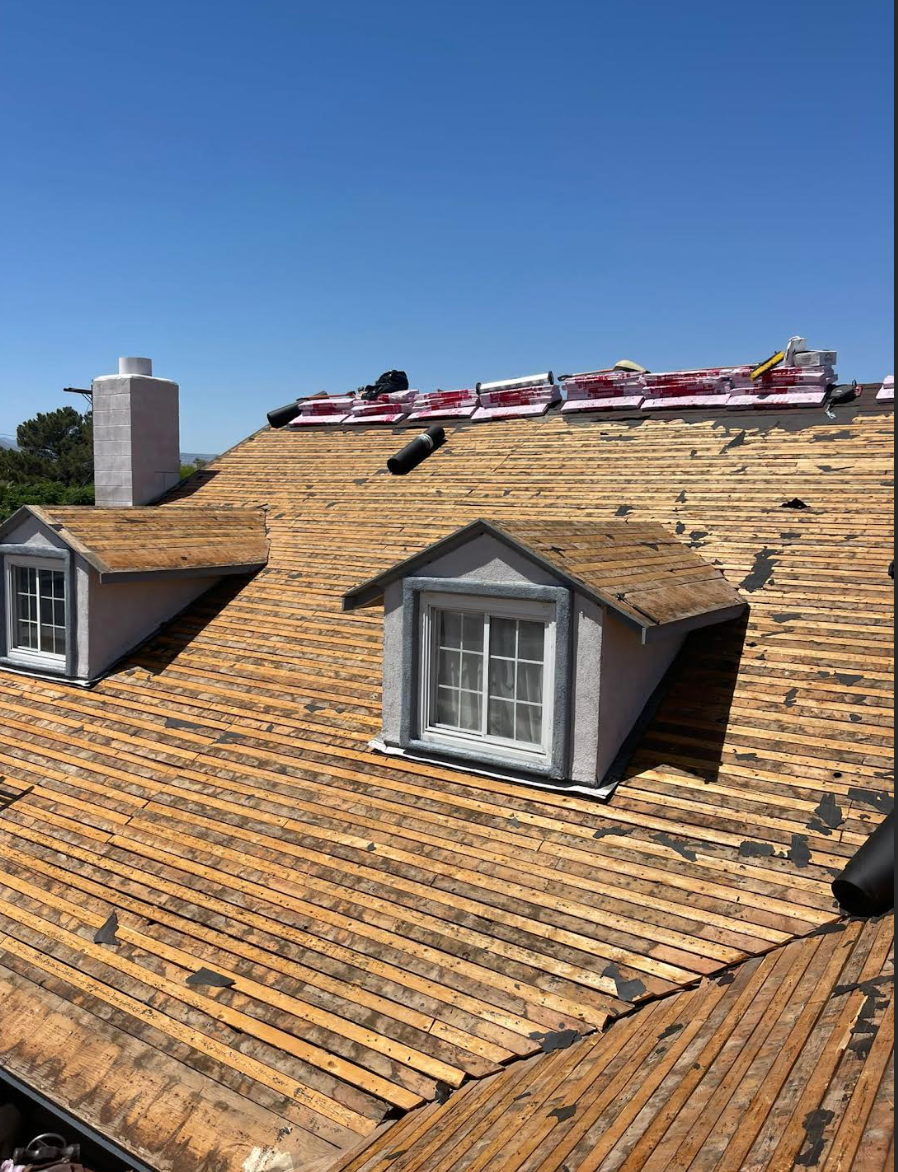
0, 397, 893, 1172
344, 518, 746, 628
333, 915, 894, 1172
20, 504, 269, 578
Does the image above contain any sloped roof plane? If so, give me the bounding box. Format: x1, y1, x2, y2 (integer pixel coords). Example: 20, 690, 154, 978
332, 914, 895, 1172
344, 517, 746, 630
0, 396, 892, 1171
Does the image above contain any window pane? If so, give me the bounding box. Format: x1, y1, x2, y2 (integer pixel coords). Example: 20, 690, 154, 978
438, 649, 461, 687
432, 609, 485, 735
461, 652, 483, 692
458, 690, 482, 732
436, 688, 461, 726
39, 570, 58, 600
462, 614, 484, 652
518, 621, 545, 662
440, 611, 463, 649
488, 697, 515, 740
14, 568, 38, 649
518, 661, 544, 704
489, 657, 515, 699
516, 703, 543, 745
491, 617, 517, 658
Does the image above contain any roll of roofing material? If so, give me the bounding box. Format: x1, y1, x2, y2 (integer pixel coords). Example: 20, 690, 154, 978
476, 373, 554, 393
832, 812, 894, 917
387, 426, 447, 476
267, 401, 301, 429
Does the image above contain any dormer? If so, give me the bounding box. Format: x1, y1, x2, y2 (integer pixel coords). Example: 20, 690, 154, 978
0, 505, 268, 684
344, 519, 746, 795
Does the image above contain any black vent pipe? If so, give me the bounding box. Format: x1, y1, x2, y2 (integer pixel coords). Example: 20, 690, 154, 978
388, 427, 447, 476
832, 811, 894, 917
267, 401, 301, 429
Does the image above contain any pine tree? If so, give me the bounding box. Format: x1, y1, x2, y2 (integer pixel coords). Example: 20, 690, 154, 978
0, 407, 93, 486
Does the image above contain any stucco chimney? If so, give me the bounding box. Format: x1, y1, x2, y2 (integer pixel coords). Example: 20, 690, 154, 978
92, 357, 181, 507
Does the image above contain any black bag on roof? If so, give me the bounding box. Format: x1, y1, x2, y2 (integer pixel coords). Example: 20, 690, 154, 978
360, 371, 409, 402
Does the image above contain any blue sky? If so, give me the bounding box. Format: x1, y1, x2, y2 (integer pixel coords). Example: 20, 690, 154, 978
0, 0, 893, 453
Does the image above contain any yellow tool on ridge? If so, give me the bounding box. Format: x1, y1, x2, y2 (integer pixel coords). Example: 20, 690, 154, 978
751, 351, 786, 381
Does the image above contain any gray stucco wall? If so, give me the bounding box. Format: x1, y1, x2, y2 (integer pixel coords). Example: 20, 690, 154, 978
382, 579, 406, 746
85, 568, 218, 681
570, 595, 604, 784
2, 513, 69, 551
416, 533, 563, 587
596, 610, 685, 781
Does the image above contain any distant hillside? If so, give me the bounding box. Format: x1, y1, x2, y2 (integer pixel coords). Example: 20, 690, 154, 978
182, 452, 218, 464
3, 437, 218, 462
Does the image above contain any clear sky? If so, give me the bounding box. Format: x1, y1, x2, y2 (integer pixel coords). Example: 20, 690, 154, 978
1, 0, 894, 453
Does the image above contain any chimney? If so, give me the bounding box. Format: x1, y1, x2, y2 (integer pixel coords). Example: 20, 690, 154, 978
92, 357, 181, 507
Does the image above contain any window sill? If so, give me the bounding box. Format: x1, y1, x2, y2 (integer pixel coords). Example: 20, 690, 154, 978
404, 733, 555, 779
374, 739, 615, 799
0, 657, 86, 687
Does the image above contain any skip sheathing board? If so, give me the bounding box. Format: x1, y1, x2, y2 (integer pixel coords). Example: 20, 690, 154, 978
0, 398, 893, 1171
331, 915, 894, 1172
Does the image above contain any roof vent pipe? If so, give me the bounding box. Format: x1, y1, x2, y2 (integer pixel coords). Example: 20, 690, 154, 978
388, 426, 446, 476
268, 401, 301, 429
476, 373, 554, 394
832, 811, 894, 917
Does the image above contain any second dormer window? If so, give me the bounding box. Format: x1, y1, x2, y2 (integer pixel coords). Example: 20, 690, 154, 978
420, 592, 556, 763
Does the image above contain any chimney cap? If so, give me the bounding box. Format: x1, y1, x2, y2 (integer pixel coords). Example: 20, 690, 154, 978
119, 357, 153, 376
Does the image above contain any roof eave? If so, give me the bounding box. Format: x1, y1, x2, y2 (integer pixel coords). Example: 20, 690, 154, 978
640, 601, 748, 644
97, 561, 268, 585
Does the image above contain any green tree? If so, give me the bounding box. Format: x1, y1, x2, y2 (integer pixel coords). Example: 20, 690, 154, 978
0, 407, 93, 486
0, 407, 95, 523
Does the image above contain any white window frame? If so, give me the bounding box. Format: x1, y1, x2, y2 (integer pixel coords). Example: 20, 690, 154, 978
4, 555, 69, 671
418, 590, 556, 767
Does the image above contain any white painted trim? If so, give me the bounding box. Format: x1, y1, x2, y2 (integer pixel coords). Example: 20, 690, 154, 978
417, 591, 556, 768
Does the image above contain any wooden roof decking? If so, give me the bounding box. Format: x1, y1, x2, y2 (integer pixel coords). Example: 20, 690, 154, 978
21, 504, 269, 578
343, 518, 746, 628
333, 914, 894, 1172
0, 398, 893, 1171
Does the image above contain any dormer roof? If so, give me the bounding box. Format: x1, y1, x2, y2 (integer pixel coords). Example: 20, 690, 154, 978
343, 517, 746, 630
6, 505, 269, 581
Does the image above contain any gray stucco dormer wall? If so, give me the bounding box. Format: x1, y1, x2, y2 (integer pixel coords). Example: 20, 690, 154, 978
596, 611, 686, 782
